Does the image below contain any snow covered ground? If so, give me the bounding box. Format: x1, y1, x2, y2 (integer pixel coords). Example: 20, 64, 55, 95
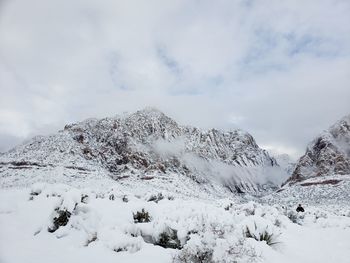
1, 182, 349, 263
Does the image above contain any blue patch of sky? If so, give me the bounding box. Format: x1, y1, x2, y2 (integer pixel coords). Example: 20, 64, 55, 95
156, 45, 182, 75
167, 75, 225, 97
237, 28, 341, 80
239, 0, 256, 8
284, 33, 340, 58
107, 52, 129, 91
237, 28, 288, 77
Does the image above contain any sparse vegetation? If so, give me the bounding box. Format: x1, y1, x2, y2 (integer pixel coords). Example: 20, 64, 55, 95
81, 194, 89, 203
122, 195, 129, 202
156, 227, 182, 249
133, 209, 151, 223
148, 193, 164, 203
48, 208, 72, 233
245, 223, 279, 246
85, 233, 98, 246
174, 243, 214, 263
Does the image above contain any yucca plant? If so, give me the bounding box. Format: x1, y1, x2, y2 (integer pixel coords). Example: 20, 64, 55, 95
245, 223, 279, 246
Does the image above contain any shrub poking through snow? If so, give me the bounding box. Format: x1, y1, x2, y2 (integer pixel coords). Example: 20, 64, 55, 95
148, 193, 164, 203
29, 189, 41, 200
85, 233, 98, 246
224, 203, 233, 211
287, 211, 298, 223
48, 208, 72, 232
174, 235, 214, 263
156, 227, 181, 249
176, 249, 213, 263
244, 223, 278, 246
122, 195, 129, 202
81, 194, 89, 203
133, 209, 151, 223
287, 210, 304, 225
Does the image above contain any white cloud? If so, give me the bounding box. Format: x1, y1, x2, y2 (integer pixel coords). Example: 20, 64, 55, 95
0, 0, 349, 155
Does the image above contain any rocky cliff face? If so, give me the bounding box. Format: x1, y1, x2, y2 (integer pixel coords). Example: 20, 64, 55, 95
286, 115, 350, 184
0, 108, 281, 194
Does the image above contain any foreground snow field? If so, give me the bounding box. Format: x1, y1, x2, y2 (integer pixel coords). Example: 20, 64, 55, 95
1, 183, 349, 263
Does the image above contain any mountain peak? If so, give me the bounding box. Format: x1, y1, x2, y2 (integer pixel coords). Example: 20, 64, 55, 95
286, 114, 350, 184
0, 108, 282, 194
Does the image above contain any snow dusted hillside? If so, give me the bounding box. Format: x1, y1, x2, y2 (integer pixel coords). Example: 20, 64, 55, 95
287, 114, 350, 184
0, 108, 283, 194
0, 110, 350, 263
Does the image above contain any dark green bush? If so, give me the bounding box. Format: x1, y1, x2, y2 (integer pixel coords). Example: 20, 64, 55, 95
133, 209, 151, 223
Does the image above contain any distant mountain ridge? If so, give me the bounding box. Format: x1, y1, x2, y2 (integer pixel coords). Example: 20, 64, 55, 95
0, 108, 282, 194
286, 114, 350, 184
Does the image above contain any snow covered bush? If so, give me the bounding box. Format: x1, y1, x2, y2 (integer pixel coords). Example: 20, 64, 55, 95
174, 233, 214, 263
157, 227, 182, 249
48, 208, 71, 232
244, 224, 277, 246
148, 193, 164, 203
133, 208, 151, 223
241, 216, 280, 247
287, 210, 304, 225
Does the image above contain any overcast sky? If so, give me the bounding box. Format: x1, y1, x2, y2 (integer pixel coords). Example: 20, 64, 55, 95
0, 0, 350, 158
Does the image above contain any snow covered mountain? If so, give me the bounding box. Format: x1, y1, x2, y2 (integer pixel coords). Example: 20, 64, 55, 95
1, 110, 350, 263
286, 115, 350, 184
0, 108, 281, 194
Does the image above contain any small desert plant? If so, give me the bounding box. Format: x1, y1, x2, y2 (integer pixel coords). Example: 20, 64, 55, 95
174, 247, 213, 263
148, 193, 164, 203
133, 209, 151, 223
81, 194, 89, 203
29, 189, 41, 200
156, 227, 182, 249
85, 233, 98, 246
245, 223, 279, 246
48, 208, 72, 232
274, 218, 282, 227
287, 211, 304, 224
122, 195, 129, 202
224, 203, 233, 211
173, 232, 214, 263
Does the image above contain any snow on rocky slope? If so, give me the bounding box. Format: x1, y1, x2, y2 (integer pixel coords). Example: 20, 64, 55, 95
0, 108, 282, 195
267, 115, 350, 207
286, 114, 350, 184
1, 110, 350, 263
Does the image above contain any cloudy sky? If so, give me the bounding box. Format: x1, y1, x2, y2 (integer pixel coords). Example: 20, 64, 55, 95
0, 0, 350, 158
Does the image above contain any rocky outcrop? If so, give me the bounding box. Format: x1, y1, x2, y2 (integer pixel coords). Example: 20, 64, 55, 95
286, 115, 350, 184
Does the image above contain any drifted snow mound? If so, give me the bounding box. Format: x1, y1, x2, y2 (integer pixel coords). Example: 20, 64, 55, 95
286, 114, 350, 184
0, 108, 284, 194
